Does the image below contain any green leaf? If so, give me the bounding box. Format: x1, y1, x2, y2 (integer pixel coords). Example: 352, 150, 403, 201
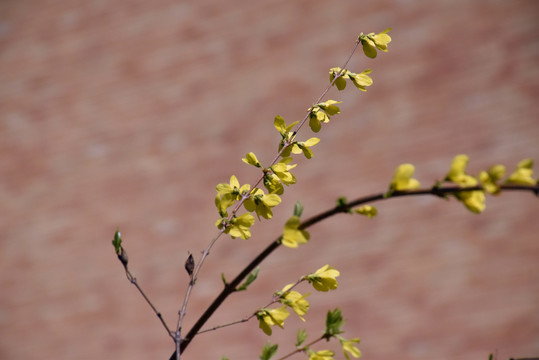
274, 116, 298, 134
336, 197, 348, 208
236, 267, 260, 291
298, 144, 313, 159
259, 341, 278, 360
221, 273, 227, 286
280, 144, 293, 158
293, 201, 304, 217
309, 115, 322, 133
324, 308, 344, 339
335, 76, 347, 90
274, 115, 286, 133
362, 40, 377, 58
336, 197, 352, 214
296, 328, 308, 347
323, 103, 340, 116
112, 229, 122, 254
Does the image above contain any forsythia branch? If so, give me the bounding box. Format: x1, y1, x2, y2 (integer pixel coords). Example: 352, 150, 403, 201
170, 37, 365, 360
170, 183, 538, 357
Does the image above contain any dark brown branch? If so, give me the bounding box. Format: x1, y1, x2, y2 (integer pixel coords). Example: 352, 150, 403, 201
301, 184, 538, 229
169, 183, 538, 358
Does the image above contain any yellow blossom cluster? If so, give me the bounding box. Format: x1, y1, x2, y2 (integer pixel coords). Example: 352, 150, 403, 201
304, 264, 340, 292
390, 163, 421, 191
278, 283, 310, 321
308, 100, 342, 133
281, 215, 310, 248
215, 175, 280, 239
256, 265, 340, 337
384, 155, 537, 214
214, 30, 393, 242
444, 155, 489, 213
358, 28, 392, 58
256, 306, 289, 336
479, 164, 506, 195
329, 67, 373, 92
506, 158, 536, 185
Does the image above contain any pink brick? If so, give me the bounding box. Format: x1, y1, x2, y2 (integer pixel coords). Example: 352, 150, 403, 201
0, 1, 538, 359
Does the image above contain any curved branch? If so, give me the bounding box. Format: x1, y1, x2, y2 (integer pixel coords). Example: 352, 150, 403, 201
170, 183, 538, 358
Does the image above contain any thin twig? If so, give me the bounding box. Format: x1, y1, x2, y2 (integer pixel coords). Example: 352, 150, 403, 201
174, 227, 226, 359
293, 37, 361, 135
121, 261, 174, 340
196, 278, 304, 335
276, 335, 325, 360
197, 316, 253, 335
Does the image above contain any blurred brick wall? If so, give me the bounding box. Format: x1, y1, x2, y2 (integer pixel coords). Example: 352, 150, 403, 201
1, 1, 538, 359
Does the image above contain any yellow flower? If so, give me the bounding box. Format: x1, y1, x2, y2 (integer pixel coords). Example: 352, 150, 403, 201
309, 350, 335, 360
445, 155, 486, 213
479, 164, 506, 194
281, 215, 310, 248
305, 265, 340, 292
456, 189, 486, 214
242, 152, 262, 168
340, 338, 362, 360
216, 175, 250, 201
487, 164, 506, 180
244, 188, 282, 220
256, 306, 290, 335
354, 205, 377, 218
216, 213, 255, 240
308, 100, 342, 133
329, 68, 373, 91
349, 69, 373, 91
215, 194, 235, 217
445, 154, 470, 183
359, 28, 392, 58
507, 158, 536, 185
215, 175, 251, 216
389, 164, 420, 191
275, 116, 300, 157
274, 115, 298, 136
290, 137, 320, 159
271, 157, 297, 185
329, 67, 348, 90
372, 29, 392, 49
278, 284, 310, 321
275, 114, 314, 158
263, 173, 285, 195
